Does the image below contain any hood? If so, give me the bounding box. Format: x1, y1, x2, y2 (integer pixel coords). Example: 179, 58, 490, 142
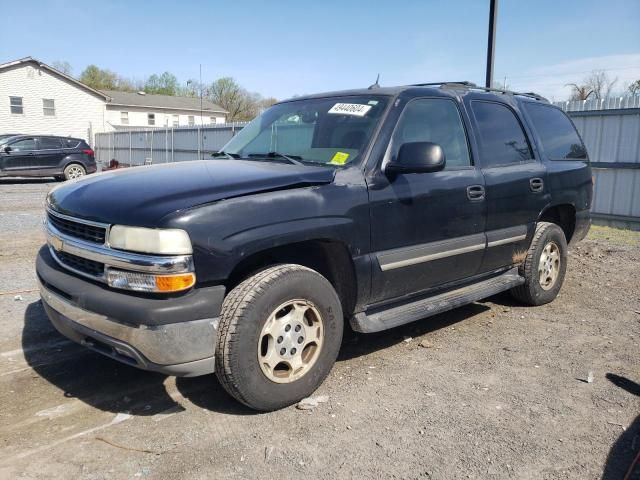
47, 160, 335, 226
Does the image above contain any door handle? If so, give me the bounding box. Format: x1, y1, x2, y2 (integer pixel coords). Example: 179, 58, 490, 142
530, 177, 544, 193
466, 185, 485, 201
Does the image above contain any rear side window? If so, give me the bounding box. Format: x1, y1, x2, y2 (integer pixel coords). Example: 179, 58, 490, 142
471, 101, 533, 167
63, 139, 80, 148
524, 103, 587, 160
391, 98, 471, 168
38, 137, 63, 149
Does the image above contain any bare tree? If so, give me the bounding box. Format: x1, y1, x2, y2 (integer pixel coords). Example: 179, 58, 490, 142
207, 77, 261, 121
585, 70, 618, 100
52, 60, 72, 76
566, 83, 593, 101
628, 79, 640, 96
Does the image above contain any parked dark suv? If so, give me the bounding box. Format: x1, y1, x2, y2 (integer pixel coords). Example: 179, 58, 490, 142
0, 135, 96, 180
37, 82, 592, 411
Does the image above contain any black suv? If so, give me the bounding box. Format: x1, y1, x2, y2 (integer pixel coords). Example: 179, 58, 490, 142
36, 82, 592, 411
0, 135, 96, 180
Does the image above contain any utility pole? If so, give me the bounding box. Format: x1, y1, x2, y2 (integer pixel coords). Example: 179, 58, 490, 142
199, 64, 203, 125
199, 64, 203, 160
485, 0, 498, 88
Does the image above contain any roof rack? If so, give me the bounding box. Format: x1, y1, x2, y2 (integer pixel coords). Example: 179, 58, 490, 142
411, 81, 478, 87
410, 81, 548, 103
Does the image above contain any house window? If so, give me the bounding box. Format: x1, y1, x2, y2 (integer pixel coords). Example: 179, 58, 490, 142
10, 96, 23, 114
188, 115, 195, 126
172, 114, 179, 127
43, 99, 55, 116
210, 116, 216, 124
121, 111, 129, 124
148, 113, 156, 126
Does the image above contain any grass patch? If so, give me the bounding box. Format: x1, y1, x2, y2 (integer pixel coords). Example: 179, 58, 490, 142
587, 225, 640, 246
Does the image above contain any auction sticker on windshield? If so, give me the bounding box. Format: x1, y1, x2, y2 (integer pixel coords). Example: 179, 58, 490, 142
328, 103, 372, 117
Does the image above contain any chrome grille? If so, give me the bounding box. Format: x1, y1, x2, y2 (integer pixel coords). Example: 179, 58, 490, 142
55, 250, 105, 277
47, 212, 106, 244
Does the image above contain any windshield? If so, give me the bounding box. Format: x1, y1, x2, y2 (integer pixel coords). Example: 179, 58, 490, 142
0, 135, 18, 145
221, 95, 389, 166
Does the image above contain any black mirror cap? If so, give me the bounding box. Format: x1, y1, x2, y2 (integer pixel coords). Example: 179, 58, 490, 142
386, 142, 446, 174
3, 146, 11, 153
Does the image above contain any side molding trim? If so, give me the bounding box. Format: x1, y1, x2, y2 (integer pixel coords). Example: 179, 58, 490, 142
376, 225, 529, 271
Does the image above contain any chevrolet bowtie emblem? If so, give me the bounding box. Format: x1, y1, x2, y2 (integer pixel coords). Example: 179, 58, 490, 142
49, 236, 64, 252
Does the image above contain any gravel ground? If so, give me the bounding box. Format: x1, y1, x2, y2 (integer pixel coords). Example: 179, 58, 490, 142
0, 178, 638, 480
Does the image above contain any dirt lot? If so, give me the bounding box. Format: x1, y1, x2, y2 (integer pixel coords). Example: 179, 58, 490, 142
0, 178, 638, 480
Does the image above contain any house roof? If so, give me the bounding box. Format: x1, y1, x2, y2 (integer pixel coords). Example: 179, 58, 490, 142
0, 57, 110, 100
101, 90, 227, 114
0, 57, 227, 115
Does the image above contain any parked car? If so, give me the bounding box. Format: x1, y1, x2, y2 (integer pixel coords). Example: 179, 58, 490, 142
0, 134, 21, 142
0, 135, 96, 180
37, 82, 592, 411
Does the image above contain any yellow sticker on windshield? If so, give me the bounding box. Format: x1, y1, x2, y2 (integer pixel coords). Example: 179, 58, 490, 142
329, 152, 350, 165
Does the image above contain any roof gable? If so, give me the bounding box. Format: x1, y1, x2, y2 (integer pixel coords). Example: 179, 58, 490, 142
0, 57, 110, 100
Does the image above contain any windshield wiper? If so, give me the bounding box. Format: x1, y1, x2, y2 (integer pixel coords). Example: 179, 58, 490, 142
211, 151, 241, 159
247, 152, 304, 165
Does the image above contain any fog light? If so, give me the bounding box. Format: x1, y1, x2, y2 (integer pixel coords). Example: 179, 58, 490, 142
107, 269, 195, 293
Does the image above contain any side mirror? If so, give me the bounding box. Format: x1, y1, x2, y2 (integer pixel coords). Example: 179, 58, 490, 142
385, 142, 445, 175
3, 146, 11, 153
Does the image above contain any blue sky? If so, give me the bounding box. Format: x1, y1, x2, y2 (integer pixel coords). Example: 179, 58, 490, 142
1, 0, 639, 101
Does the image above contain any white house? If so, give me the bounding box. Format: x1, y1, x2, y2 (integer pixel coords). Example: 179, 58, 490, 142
0, 57, 227, 145
0, 57, 108, 144
103, 90, 227, 129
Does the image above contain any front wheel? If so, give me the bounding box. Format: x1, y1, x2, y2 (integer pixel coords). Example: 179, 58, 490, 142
510, 222, 568, 306
215, 264, 343, 411
63, 164, 86, 181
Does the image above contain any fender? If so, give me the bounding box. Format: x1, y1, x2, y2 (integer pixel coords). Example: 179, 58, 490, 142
165, 181, 371, 284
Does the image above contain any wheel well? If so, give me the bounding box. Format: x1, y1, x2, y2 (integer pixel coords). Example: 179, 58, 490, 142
226, 240, 358, 317
539, 204, 576, 242
63, 162, 85, 172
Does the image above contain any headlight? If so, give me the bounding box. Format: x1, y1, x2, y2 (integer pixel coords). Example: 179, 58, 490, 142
108, 225, 192, 255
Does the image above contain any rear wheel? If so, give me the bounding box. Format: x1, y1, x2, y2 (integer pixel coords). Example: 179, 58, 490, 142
63, 164, 86, 181
215, 264, 343, 411
511, 222, 568, 305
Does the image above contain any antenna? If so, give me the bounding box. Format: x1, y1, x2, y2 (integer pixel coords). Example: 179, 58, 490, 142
368, 74, 380, 90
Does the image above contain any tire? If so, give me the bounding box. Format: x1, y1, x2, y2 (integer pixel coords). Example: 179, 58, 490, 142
215, 264, 343, 411
63, 163, 86, 181
510, 222, 568, 306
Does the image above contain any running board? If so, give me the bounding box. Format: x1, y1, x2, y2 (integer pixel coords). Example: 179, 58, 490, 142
350, 268, 524, 333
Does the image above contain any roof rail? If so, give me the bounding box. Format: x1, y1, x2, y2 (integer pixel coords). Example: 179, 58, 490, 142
410, 81, 548, 103
410, 81, 478, 87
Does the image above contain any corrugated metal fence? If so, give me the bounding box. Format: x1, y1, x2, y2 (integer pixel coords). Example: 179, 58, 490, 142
95, 97, 640, 229
556, 97, 640, 229
94, 123, 248, 166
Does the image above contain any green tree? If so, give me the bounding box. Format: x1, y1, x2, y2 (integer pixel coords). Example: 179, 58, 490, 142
79, 65, 120, 90
78, 65, 136, 91
144, 72, 180, 95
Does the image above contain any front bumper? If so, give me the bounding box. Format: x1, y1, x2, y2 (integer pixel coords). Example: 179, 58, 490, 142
37, 246, 225, 376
